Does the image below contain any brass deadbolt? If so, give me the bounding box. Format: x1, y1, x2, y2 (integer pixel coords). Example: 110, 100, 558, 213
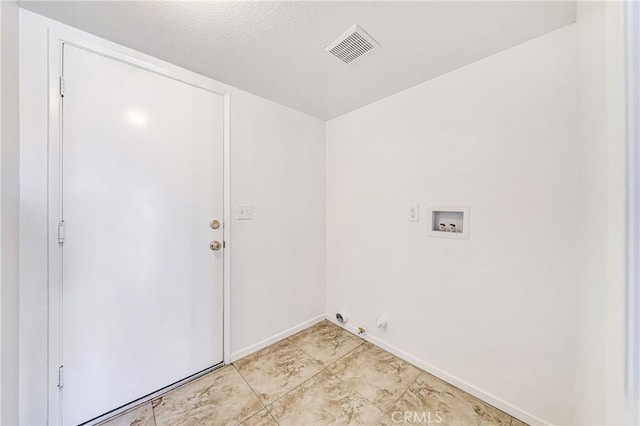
210, 220, 221, 229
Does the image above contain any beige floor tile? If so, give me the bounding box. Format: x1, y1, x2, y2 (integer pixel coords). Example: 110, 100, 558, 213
374, 414, 396, 426
328, 342, 421, 413
153, 365, 263, 426
99, 402, 155, 426
239, 409, 279, 426
268, 369, 384, 426
104, 324, 518, 426
288, 320, 364, 365
389, 372, 511, 425
234, 338, 324, 404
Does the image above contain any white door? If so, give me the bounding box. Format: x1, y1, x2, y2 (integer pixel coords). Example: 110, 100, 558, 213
59, 44, 224, 425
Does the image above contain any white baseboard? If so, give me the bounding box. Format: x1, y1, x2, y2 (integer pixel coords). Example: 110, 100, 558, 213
324, 314, 550, 426
230, 314, 326, 362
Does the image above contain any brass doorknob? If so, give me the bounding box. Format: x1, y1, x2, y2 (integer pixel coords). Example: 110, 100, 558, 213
210, 241, 222, 251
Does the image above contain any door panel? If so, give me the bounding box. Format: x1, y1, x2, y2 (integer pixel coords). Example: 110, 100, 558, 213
61, 45, 224, 425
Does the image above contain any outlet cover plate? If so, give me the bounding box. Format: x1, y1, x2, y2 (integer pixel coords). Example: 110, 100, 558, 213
408, 205, 420, 222
237, 204, 253, 220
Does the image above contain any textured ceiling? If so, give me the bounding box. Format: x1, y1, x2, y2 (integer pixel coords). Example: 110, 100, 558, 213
20, 1, 576, 120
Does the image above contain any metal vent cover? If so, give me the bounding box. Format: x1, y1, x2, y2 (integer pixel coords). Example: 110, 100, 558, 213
325, 25, 379, 64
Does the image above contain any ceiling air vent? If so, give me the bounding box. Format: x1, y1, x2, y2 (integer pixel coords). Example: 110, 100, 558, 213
325, 25, 379, 64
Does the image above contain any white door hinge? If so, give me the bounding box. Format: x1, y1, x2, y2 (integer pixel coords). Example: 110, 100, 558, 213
58, 221, 65, 244
59, 76, 64, 97
57, 365, 64, 388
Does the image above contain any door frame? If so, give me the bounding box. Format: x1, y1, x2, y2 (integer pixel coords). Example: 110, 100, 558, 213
623, 1, 640, 422
46, 31, 232, 425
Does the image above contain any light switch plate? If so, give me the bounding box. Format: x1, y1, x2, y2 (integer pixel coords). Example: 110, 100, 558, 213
408, 205, 420, 222
237, 204, 253, 220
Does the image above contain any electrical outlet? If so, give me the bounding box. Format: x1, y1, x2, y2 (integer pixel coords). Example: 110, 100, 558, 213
408, 205, 420, 222
237, 204, 253, 220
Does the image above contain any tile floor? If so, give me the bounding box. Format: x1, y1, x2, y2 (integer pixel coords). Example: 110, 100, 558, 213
99, 320, 527, 426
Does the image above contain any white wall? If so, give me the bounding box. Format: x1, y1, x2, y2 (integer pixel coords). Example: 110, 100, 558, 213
575, 3, 607, 424
229, 90, 326, 357
326, 25, 580, 425
0, 1, 21, 424
18, 10, 325, 424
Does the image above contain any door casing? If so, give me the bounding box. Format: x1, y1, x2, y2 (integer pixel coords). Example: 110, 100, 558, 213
46, 31, 232, 426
